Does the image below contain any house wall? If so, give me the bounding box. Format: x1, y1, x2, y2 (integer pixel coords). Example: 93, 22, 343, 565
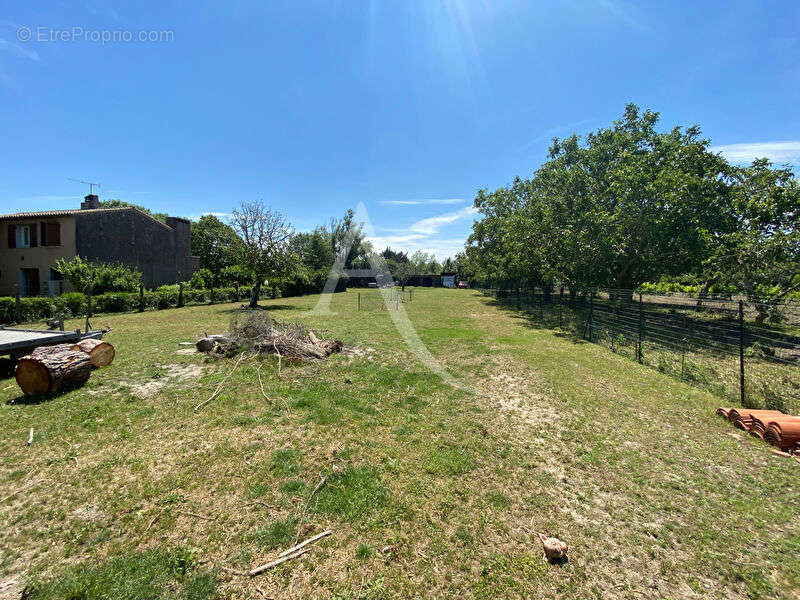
0, 217, 76, 296
75, 209, 196, 287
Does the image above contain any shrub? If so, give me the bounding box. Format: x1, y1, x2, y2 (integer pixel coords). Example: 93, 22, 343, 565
185, 288, 208, 304
0, 281, 277, 324
156, 290, 178, 309
0, 297, 15, 323
20, 297, 55, 320
189, 269, 213, 289
93, 293, 135, 313
55, 292, 86, 317
54, 256, 142, 294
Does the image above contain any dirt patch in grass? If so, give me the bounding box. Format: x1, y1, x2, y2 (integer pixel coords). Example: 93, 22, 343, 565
120, 363, 205, 398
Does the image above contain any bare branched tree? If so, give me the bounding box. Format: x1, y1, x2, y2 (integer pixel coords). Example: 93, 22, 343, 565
230, 201, 296, 308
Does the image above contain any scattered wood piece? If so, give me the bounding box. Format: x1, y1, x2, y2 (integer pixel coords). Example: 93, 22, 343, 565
248, 548, 310, 576
146, 508, 164, 532
256, 363, 271, 402
71, 338, 115, 368
194, 352, 247, 412
27, 427, 34, 446
769, 448, 792, 458
292, 473, 330, 546
273, 341, 282, 377
278, 529, 332, 558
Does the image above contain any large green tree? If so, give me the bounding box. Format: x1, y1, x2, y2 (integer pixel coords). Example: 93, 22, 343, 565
706, 159, 800, 320
467, 104, 731, 294
190, 215, 241, 278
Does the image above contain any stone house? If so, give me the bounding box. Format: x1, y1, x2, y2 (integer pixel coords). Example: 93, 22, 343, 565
0, 194, 199, 297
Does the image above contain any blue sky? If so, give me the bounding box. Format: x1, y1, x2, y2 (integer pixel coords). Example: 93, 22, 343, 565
1, 1, 799, 259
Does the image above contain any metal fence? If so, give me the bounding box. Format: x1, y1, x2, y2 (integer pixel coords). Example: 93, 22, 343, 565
480, 287, 800, 412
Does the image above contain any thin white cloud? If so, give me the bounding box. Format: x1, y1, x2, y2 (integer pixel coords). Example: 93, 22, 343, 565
367, 206, 477, 260
409, 206, 478, 235
380, 198, 465, 206
711, 141, 800, 165
366, 235, 466, 261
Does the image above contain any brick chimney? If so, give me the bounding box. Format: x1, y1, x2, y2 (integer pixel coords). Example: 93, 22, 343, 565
81, 194, 101, 210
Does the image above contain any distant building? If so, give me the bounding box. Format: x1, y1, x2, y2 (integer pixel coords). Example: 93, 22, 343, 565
0, 194, 199, 297
406, 274, 442, 287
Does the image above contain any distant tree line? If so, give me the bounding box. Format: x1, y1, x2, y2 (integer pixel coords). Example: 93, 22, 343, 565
460, 104, 800, 309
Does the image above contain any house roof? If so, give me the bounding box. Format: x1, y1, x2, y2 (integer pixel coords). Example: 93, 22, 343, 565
0, 208, 130, 221
0, 207, 181, 232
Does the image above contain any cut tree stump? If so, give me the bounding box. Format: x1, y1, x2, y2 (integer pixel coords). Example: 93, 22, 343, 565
71, 338, 115, 368
15, 346, 91, 395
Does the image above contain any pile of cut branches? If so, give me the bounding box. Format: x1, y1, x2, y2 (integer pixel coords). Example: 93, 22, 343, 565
196, 311, 343, 360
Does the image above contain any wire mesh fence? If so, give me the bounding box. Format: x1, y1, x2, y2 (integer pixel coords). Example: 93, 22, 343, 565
479, 286, 800, 413
355, 287, 414, 311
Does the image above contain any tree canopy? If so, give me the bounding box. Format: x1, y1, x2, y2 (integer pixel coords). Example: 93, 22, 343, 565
190, 215, 241, 278
463, 104, 799, 301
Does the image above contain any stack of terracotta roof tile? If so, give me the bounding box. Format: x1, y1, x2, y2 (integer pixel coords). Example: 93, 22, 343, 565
763, 418, 800, 451
717, 407, 800, 454
726, 409, 784, 432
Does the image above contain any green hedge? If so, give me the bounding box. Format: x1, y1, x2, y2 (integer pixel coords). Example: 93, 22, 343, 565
0, 286, 254, 325
0, 274, 352, 325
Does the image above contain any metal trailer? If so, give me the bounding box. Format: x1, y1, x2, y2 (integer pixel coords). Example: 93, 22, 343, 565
0, 326, 104, 361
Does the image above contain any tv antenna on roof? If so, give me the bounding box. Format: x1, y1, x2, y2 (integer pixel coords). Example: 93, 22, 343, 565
68, 178, 101, 195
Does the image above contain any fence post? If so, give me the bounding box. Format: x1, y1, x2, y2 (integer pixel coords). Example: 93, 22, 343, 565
637, 293, 643, 363
87, 291, 93, 318
15, 292, 21, 323
358, 292, 361, 311
739, 300, 745, 406
139, 284, 144, 312
209, 284, 214, 305
539, 290, 544, 320
178, 282, 184, 308
588, 291, 594, 341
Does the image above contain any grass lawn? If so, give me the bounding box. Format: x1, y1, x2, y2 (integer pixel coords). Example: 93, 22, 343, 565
1, 288, 799, 599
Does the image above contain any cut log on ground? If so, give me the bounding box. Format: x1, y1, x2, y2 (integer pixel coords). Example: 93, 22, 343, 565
31, 344, 74, 356
71, 338, 115, 367
196, 334, 235, 353
15, 346, 91, 395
